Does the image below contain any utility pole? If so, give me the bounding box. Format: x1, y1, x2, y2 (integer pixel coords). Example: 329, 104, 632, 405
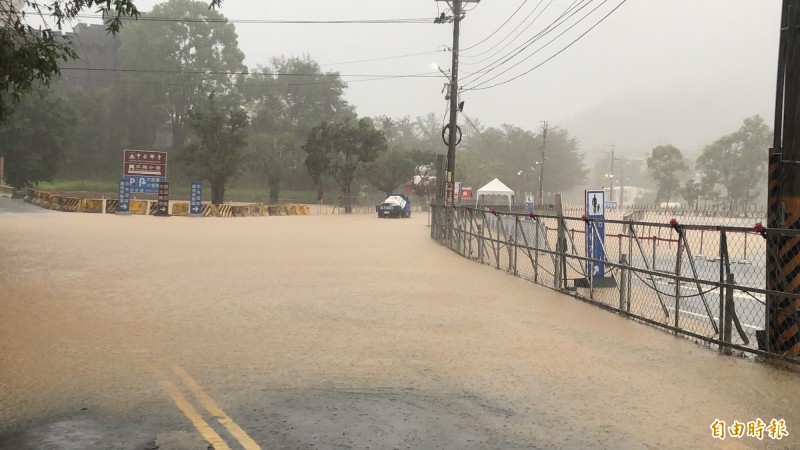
604, 145, 618, 202
619, 159, 625, 209
766, 0, 800, 357
539, 121, 547, 207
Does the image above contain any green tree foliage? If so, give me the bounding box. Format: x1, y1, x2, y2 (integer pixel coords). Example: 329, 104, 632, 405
647, 145, 688, 204
179, 93, 248, 204
247, 132, 301, 203
457, 124, 587, 199
0, 87, 75, 187
695, 115, 772, 208
56, 85, 124, 179
246, 55, 352, 197
679, 179, 701, 209
365, 147, 415, 197
410, 149, 437, 202
117, 0, 243, 149
249, 55, 353, 136
304, 118, 387, 212
0, 1, 223, 124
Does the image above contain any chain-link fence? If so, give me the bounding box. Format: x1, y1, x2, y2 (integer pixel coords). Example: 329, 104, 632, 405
430, 205, 800, 365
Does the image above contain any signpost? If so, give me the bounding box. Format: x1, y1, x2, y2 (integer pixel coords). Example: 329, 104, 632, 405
154, 181, 170, 216
190, 181, 202, 217
461, 187, 472, 202
585, 189, 606, 280
123, 150, 167, 177
116, 178, 130, 214
123, 175, 164, 194
524, 194, 535, 215
605, 201, 618, 210
122, 150, 168, 194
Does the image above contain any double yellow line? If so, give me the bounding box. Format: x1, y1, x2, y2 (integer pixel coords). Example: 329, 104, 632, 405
148, 364, 262, 450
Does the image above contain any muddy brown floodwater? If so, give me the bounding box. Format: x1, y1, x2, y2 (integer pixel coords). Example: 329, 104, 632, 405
0, 199, 798, 449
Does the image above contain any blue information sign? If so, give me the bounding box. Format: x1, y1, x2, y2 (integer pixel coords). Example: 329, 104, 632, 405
190, 181, 202, 216
117, 178, 131, 214
585, 190, 606, 278
123, 175, 165, 194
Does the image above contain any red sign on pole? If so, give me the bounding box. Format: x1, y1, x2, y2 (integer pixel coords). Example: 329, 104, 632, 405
123, 150, 168, 177
461, 187, 472, 201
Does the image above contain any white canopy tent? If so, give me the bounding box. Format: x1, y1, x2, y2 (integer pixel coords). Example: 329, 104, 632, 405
474, 178, 514, 209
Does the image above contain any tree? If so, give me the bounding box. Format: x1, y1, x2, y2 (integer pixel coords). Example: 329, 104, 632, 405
456, 124, 587, 198
179, 93, 248, 204
695, 115, 772, 208
117, 0, 244, 149
0, 1, 223, 124
304, 118, 387, 213
0, 87, 75, 187
647, 145, 688, 204
410, 149, 437, 203
56, 85, 125, 179
247, 132, 301, 203
246, 55, 352, 198
679, 179, 701, 210
366, 147, 415, 197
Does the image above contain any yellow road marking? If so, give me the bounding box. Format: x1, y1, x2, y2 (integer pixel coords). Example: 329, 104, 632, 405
173, 364, 263, 450
151, 369, 233, 450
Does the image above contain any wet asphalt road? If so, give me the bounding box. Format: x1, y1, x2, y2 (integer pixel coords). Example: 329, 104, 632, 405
1, 198, 798, 450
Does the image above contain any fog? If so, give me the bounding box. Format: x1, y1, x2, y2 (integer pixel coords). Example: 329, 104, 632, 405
70, 0, 780, 157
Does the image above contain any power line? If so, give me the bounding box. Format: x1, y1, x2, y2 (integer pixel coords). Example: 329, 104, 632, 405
319, 50, 442, 67
59, 66, 441, 79
73, 14, 433, 24
461, 0, 592, 82
464, 0, 628, 91
460, 0, 533, 52
461, 0, 553, 61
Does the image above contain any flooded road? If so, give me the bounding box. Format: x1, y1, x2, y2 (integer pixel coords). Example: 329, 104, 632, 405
1, 198, 797, 449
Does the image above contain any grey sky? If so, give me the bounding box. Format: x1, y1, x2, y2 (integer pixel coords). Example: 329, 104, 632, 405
77, 0, 781, 157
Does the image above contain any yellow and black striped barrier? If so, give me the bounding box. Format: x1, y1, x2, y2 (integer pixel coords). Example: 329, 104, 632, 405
60, 197, 81, 212
216, 204, 233, 218
105, 199, 118, 213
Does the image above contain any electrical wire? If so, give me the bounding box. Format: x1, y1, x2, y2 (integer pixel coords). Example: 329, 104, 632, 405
59, 66, 441, 79
461, 0, 596, 85
319, 50, 442, 67
461, 0, 555, 63
463, 0, 628, 91
460, 0, 533, 52
74, 14, 433, 24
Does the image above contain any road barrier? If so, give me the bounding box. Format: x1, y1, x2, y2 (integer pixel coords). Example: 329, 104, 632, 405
60, 197, 81, 212
171, 202, 189, 216
82, 198, 103, 213
19, 189, 311, 219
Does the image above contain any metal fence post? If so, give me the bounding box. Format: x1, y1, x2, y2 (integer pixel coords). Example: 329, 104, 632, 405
723, 273, 735, 355
674, 230, 683, 333
513, 215, 519, 276
534, 218, 540, 284
620, 254, 628, 310
478, 211, 485, 263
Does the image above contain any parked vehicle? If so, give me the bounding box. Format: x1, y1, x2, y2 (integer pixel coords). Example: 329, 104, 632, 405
376, 194, 411, 218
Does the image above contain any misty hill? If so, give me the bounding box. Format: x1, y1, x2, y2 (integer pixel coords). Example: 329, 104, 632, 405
560, 80, 775, 163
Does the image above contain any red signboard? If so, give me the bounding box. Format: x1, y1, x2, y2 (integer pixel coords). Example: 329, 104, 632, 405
123, 150, 168, 177
461, 187, 472, 200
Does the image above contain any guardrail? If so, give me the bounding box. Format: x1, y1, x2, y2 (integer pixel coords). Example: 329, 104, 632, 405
430, 205, 800, 366
21, 189, 311, 217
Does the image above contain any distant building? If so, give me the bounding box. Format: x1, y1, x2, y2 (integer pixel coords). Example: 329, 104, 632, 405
57, 23, 121, 89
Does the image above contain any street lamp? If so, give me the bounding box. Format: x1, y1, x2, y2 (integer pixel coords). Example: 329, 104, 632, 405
604, 173, 616, 201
